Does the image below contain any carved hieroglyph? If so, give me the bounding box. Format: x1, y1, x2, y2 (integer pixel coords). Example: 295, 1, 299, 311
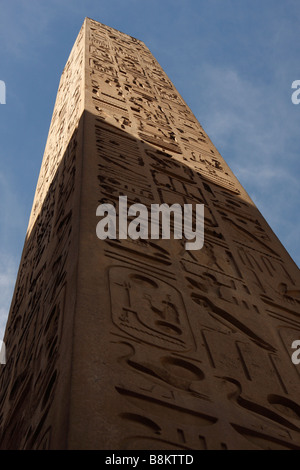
0, 18, 299, 450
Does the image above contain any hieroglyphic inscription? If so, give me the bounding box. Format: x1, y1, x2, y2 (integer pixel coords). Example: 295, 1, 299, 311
84, 18, 300, 450
0, 25, 84, 449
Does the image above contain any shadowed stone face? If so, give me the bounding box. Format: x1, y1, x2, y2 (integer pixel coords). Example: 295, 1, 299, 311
0, 17, 299, 450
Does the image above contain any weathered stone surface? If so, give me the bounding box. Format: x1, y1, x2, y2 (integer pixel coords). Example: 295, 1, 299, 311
0, 18, 299, 450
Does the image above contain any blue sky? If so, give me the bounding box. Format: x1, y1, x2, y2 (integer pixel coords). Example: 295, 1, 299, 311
0, 0, 299, 338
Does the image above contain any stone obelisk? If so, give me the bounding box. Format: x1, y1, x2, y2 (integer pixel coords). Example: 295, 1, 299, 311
0, 18, 299, 450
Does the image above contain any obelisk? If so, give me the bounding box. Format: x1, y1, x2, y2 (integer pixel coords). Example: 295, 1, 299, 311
0, 18, 299, 450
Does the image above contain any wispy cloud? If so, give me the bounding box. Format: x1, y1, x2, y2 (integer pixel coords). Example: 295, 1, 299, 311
0, 253, 18, 340
0, 171, 28, 243
190, 61, 300, 266
0, 0, 65, 58
0, 170, 27, 338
